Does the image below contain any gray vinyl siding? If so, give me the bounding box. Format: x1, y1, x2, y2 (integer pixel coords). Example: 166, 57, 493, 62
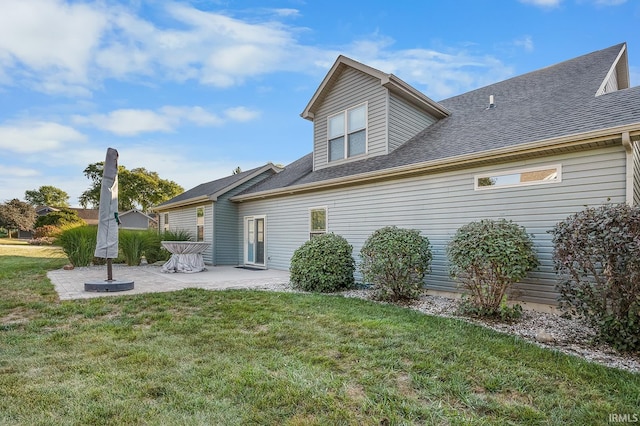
313, 67, 387, 170
388, 93, 437, 152
161, 203, 214, 264
238, 145, 626, 306
213, 170, 275, 265
601, 71, 619, 95
634, 141, 640, 206
120, 212, 149, 230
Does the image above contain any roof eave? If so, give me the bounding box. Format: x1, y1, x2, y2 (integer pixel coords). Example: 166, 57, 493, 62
231, 123, 640, 202
301, 55, 449, 120
153, 163, 282, 211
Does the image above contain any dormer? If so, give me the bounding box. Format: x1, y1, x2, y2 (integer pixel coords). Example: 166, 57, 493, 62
301, 55, 450, 171
596, 43, 630, 96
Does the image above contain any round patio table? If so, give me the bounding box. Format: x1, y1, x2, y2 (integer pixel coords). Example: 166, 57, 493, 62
161, 241, 210, 273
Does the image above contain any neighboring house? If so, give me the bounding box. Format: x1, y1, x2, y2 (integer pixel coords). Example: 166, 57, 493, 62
157, 43, 640, 309
71, 208, 99, 226
154, 164, 282, 265
118, 209, 157, 230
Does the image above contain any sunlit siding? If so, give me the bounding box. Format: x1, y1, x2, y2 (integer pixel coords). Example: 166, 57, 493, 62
162, 203, 214, 264
238, 146, 626, 306
388, 93, 437, 152
313, 67, 387, 170
120, 212, 149, 230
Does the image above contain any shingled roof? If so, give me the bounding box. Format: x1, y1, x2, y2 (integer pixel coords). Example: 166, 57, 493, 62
235, 43, 640, 200
156, 163, 281, 209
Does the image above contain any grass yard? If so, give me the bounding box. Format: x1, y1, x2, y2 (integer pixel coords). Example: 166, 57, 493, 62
1, 245, 639, 425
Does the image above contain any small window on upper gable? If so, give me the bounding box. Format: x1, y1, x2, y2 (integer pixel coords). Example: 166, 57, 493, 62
328, 103, 367, 162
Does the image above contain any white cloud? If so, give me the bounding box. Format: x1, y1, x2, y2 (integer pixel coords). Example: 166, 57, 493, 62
224, 107, 261, 122
0, 165, 39, 178
519, 0, 562, 7
343, 40, 515, 99
0, 0, 107, 93
0, 121, 86, 153
513, 36, 535, 52
0, 1, 516, 101
73, 105, 260, 136
74, 109, 176, 136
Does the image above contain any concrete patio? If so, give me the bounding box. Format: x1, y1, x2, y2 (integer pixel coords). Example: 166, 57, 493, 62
47, 264, 291, 300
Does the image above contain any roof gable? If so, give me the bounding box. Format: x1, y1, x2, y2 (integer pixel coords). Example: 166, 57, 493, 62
301, 55, 450, 121
155, 163, 282, 210
234, 43, 640, 201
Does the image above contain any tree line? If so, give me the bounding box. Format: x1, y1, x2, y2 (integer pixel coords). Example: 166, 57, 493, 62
0, 162, 184, 236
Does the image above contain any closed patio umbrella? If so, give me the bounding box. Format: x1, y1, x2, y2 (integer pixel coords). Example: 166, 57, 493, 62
85, 147, 134, 292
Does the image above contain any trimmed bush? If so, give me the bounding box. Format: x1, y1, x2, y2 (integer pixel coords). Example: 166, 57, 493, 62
550, 203, 640, 352
56, 226, 97, 267
360, 226, 432, 302
447, 219, 538, 319
290, 233, 355, 292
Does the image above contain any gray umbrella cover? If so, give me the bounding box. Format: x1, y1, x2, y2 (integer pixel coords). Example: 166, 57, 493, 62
94, 148, 120, 259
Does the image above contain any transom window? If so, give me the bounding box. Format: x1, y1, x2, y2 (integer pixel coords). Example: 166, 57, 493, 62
196, 207, 204, 241
328, 104, 367, 162
475, 164, 562, 190
309, 207, 327, 239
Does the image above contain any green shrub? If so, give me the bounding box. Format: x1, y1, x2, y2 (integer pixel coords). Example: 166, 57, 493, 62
119, 230, 149, 266
56, 226, 97, 267
550, 203, 640, 352
447, 219, 538, 319
161, 229, 193, 241
34, 225, 61, 238
290, 233, 355, 292
34, 208, 84, 228
359, 226, 432, 302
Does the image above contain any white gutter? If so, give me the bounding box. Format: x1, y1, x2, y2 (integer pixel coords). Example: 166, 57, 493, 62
622, 131, 634, 206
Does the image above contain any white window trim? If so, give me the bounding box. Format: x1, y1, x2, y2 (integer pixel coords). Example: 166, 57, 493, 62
196, 206, 205, 241
309, 206, 328, 239
326, 102, 368, 163
474, 164, 562, 191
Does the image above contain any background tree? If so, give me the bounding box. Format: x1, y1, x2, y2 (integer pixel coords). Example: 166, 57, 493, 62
34, 208, 84, 228
79, 163, 184, 211
24, 185, 70, 207
0, 199, 36, 237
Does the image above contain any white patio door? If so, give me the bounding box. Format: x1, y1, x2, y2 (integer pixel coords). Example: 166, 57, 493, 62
244, 216, 265, 266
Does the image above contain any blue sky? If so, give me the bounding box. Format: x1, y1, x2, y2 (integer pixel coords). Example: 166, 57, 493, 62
1, 0, 638, 207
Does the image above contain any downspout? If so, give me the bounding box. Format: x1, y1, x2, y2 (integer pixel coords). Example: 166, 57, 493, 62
622, 132, 634, 206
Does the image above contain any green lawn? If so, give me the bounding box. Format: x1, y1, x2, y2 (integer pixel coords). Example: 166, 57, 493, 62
1, 245, 638, 425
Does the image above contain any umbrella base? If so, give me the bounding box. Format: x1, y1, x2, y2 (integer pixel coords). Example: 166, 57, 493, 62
84, 280, 135, 292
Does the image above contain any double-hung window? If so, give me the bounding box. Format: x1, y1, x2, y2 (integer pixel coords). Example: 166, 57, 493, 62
196, 207, 204, 242
163, 213, 169, 232
309, 207, 327, 239
328, 104, 367, 162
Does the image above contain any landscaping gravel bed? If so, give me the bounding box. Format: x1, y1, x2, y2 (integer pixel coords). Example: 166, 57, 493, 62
256, 282, 640, 373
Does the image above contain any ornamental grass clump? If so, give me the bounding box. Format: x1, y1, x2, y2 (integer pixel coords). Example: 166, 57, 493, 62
359, 226, 432, 302
119, 229, 150, 266
550, 203, 640, 352
56, 225, 97, 267
290, 233, 355, 292
447, 219, 538, 320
